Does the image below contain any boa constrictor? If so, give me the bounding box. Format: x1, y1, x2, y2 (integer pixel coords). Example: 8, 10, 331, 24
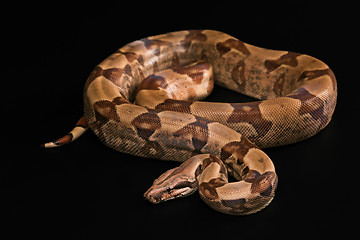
42, 30, 337, 215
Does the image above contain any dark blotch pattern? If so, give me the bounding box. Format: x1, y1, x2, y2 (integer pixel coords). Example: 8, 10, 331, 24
141, 38, 172, 56
288, 88, 328, 129
116, 50, 144, 66
231, 60, 246, 90
264, 52, 301, 73
250, 171, 276, 197
181, 30, 207, 50
85, 65, 133, 88
94, 96, 129, 122
142, 141, 164, 158
227, 102, 273, 140
131, 111, 161, 140
174, 116, 210, 152
199, 178, 226, 200
202, 155, 227, 175
243, 169, 261, 183
216, 39, 250, 57
137, 74, 168, 91
155, 99, 192, 114
220, 136, 258, 164
172, 61, 210, 84
297, 68, 337, 91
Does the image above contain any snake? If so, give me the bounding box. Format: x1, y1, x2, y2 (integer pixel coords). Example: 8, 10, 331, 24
42, 30, 337, 215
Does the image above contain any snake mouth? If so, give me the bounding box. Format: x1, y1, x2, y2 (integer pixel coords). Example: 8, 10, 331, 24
144, 194, 161, 204
144, 186, 194, 204
143, 187, 164, 204
144, 191, 161, 204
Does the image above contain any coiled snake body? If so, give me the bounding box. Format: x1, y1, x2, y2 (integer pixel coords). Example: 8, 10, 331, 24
43, 30, 337, 215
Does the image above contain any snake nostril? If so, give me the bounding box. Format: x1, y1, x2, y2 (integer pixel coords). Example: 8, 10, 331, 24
144, 188, 161, 204
144, 194, 156, 203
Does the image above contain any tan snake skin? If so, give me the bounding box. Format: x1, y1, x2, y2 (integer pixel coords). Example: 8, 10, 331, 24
43, 30, 337, 215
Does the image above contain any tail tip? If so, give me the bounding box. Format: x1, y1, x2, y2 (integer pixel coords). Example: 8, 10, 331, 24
41, 116, 88, 149
40, 141, 60, 148
41, 133, 73, 148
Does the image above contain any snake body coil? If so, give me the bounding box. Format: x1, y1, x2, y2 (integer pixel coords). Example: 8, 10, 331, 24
43, 30, 337, 215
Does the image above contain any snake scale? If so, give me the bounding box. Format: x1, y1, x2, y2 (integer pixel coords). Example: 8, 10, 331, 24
42, 30, 337, 215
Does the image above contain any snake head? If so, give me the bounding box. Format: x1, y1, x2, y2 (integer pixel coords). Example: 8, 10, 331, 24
144, 166, 198, 204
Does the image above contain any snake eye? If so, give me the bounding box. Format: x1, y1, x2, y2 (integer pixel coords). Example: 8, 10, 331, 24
166, 187, 172, 193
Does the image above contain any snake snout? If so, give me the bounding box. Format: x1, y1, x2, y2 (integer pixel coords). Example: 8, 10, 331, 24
144, 177, 197, 204
144, 187, 164, 204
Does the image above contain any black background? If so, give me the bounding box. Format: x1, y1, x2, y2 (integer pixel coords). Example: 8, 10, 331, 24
4, 1, 356, 239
